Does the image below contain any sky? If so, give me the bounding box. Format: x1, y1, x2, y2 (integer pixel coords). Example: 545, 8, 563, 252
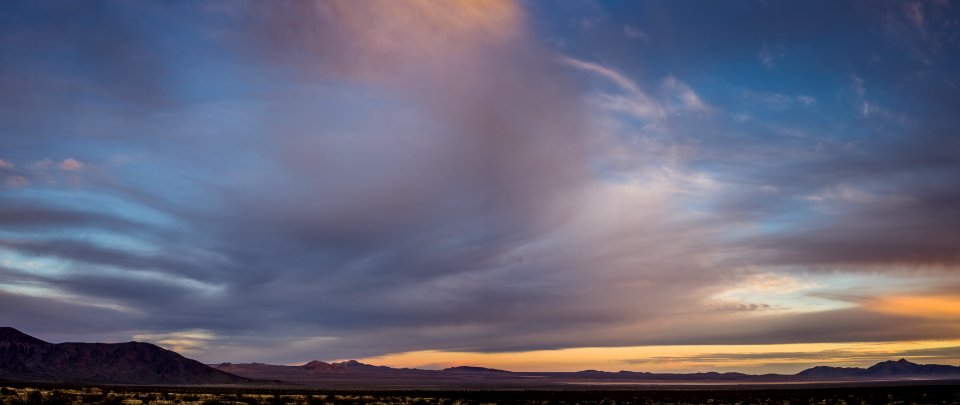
1, 0, 959, 374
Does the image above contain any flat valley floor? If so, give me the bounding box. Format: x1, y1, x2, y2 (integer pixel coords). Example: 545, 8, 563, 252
2, 382, 960, 405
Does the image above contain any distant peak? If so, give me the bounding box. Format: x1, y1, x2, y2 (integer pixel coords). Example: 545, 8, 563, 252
871, 358, 917, 366
301, 359, 377, 371
442, 365, 510, 373
336, 360, 373, 367
301, 360, 335, 370
0, 327, 49, 345
0, 326, 25, 335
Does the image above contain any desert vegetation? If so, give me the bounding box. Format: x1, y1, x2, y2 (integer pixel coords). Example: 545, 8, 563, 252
1, 384, 960, 405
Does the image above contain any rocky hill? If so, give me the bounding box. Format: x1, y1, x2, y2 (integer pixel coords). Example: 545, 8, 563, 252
0, 327, 248, 385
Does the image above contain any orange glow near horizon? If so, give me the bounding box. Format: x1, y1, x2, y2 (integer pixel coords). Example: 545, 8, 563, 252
868, 295, 960, 318
349, 340, 960, 374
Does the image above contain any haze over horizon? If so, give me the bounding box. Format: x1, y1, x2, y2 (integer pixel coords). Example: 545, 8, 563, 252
1, 1, 959, 375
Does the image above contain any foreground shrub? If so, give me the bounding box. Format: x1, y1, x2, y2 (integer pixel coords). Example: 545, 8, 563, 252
25, 391, 42, 405
100, 395, 124, 405
82, 394, 104, 404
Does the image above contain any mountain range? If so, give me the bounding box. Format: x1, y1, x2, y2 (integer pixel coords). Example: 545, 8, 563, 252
0, 327, 247, 385
212, 358, 960, 387
797, 358, 960, 379
3, 327, 960, 387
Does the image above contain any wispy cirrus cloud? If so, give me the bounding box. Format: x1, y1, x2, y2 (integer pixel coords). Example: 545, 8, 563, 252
757, 44, 784, 69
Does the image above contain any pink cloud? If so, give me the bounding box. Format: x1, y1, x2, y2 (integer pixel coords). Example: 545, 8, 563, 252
59, 158, 84, 171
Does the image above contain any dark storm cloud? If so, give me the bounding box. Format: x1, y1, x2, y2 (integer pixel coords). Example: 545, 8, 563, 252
0, 1, 181, 109
625, 346, 960, 365
709, 309, 960, 345
715, 119, 960, 268
0, 290, 137, 337
0, 203, 145, 233
3, 0, 624, 362
624, 350, 870, 364
575, 0, 960, 272
0, 239, 215, 282
900, 346, 960, 358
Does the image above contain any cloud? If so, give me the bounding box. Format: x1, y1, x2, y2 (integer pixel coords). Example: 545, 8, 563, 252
796, 95, 816, 105
0, 289, 138, 340
757, 44, 784, 69
805, 184, 914, 205
29, 159, 54, 171
0, 29, 738, 364
0, 0, 608, 362
661, 75, 710, 113
623, 25, 651, 42
904, 2, 925, 34
849, 74, 891, 118
0, 1, 183, 117
852, 75, 866, 96
58, 158, 84, 171
875, 0, 955, 68
867, 295, 960, 319
0, 0, 958, 370
738, 90, 817, 110
243, 0, 525, 84
746, 152, 960, 268
0, 238, 216, 282
712, 302, 772, 312
560, 56, 642, 93
132, 330, 219, 356
4, 176, 27, 188
561, 58, 710, 130
0, 202, 148, 232
624, 345, 960, 367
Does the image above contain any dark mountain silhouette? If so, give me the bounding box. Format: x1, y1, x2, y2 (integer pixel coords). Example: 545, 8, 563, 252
300, 360, 347, 372
442, 366, 511, 373
212, 357, 960, 388
6, 327, 960, 387
796, 365, 865, 378
796, 358, 960, 379
560, 369, 765, 381
215, 360, 459, 387
298, 359, 398, 374
0, 327, 248, 385
865, 358, 960, 376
